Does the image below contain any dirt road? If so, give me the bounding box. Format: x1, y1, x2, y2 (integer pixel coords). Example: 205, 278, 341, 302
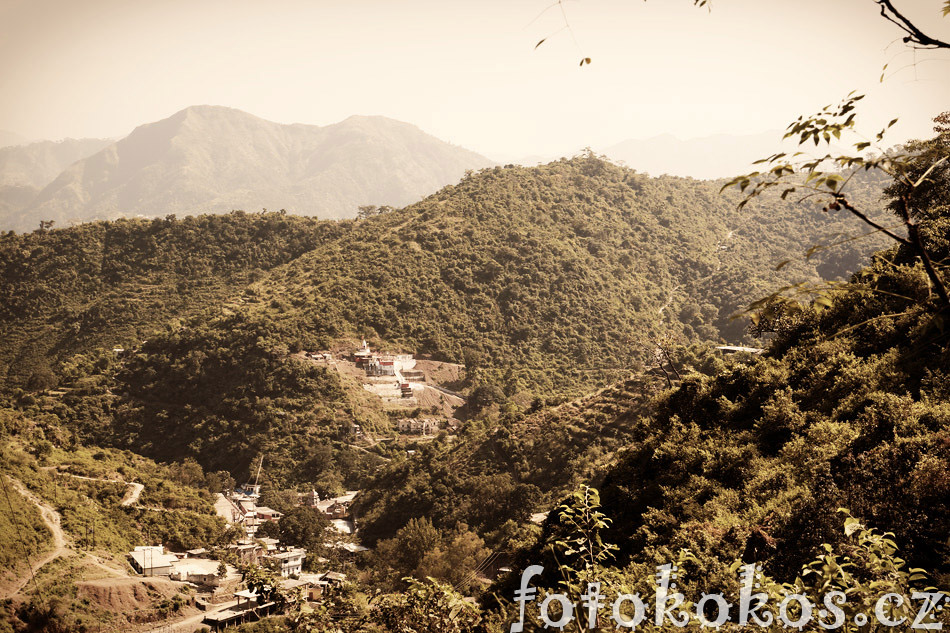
3, 475, 70, 599
51, 470, 145, 508
121, 481, 145, 506
140, 599, 240, 633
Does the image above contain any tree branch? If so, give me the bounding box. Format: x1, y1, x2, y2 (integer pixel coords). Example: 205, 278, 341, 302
896, 194, 950, 312
833, 195, 912, 246
875, 0, 950, 49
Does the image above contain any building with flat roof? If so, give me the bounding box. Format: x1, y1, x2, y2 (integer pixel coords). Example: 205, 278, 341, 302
263, 547, 306, 577
129, 546, 178, 576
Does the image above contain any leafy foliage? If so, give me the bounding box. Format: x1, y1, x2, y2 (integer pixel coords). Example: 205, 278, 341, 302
0, 211, 337, 389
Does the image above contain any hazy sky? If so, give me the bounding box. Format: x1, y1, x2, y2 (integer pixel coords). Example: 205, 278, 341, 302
1, 0, 948, 159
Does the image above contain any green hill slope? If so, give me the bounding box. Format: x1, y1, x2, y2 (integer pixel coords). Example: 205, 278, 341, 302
0, 155, 893, 494
246, 154, 889, 395
0, 211, 337, 388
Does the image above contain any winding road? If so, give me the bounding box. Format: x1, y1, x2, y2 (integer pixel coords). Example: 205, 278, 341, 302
3, 472, 139, 599
3, 475, 69, 599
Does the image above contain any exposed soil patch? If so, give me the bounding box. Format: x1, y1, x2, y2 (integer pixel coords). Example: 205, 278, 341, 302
77, 577, 194, 623
414, 359, 464, 389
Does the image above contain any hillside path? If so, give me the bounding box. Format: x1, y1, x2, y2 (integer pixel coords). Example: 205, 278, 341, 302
657, 284, 682, 316
122, 481, 145, 506
44, 468, 145, 507
3, 475, 69, 599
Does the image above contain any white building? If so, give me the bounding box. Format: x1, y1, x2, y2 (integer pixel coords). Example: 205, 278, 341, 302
129, 545, 178, 576
263, 548, 306, 577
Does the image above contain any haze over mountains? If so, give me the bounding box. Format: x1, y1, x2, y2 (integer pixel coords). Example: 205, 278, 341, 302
487, 132, 790, 180
0, 106, 494, 232
0, 107, 830, 233
0, 138, 113, 225
0, 130, 30, 148
599, 130, 787, 180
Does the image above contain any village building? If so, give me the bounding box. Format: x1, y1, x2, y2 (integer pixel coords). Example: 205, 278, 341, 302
169, 557, 232, 587
263, 547, 307, 577
257, 537, 280, 552
214, 491, 281, 537
129, 545, 178, 576
715, 345, 764, 355
203, 589, 282, 630
313, 491, 358, 519
352, 340, 373, 366
323, 501, 348, 519
299, 489, 320, 507
397, 417, 442, 435
254, 505, 283, 522
226, 540, 263, 565
235, 483, 261, 498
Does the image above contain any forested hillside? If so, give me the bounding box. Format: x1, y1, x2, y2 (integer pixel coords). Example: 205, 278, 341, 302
595, 233, 950, 580
246, 153, 889, 394
0, 211, 339, 388
0, 155, 895, 493
477, 124, 950, 602
0, 155, 890, 396
354, 371, 675, 548
0, 405, 234, 613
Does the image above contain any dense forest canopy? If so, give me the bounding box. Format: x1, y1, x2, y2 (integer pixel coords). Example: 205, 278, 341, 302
245, 154, 890, 395
0, 155, 895, 494
0, 211, 342, 389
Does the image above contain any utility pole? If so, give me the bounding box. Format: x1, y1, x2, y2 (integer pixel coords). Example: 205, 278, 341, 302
253, 455, 264, 495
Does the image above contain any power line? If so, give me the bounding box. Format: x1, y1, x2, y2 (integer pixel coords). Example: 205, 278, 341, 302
453, 549, 501, 591
0, 473, 44, 600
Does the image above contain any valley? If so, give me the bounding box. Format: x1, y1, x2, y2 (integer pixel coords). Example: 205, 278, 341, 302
0, 141, 946, 633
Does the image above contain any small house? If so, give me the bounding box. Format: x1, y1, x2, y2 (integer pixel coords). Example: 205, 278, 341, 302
129, 546, 177, 576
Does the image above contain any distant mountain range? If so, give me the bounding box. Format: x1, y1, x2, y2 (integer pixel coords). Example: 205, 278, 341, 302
0, 138, 113, 227
0, 106, 494, 232
0, 130, 30, 148
0, 110, 820, 231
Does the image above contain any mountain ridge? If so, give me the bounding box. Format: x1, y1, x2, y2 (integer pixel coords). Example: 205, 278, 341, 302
6, 106, 495, 231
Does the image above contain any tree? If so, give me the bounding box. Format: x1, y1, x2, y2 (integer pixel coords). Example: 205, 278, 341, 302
205, 470, 236, 494
726, 105, 950, 316
256, 519, 281, 539
357, 205, 379, 220
243, 564, 290, 611
278, 506, 331, 551
374, 577, 481, 633
374, 516, 442, 578
873, 0, 950, 49
259, 488, 301, 514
